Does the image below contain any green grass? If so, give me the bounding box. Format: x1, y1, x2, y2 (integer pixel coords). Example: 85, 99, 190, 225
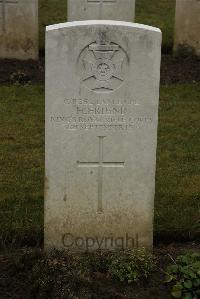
155, 84, 200, 236
136, 0, 175, 51
39, 0, 175, 52
0, 83, 199, 245
0, 86, 44, 242
39, 0, 67, 53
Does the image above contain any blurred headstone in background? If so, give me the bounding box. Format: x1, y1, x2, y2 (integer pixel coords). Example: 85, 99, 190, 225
68, 0, 135, 22
0, 0, 38, 60
174, 0, 200, 56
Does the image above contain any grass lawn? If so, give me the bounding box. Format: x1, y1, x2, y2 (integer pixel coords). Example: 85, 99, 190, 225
0, 86, 44, 246
136, 0, 175, 51
39, 0, 175, 52
156, 84, 200, 239
0, 83, 199, 247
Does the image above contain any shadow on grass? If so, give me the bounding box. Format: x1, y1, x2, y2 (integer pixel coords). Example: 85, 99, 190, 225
0, 196, 43, 251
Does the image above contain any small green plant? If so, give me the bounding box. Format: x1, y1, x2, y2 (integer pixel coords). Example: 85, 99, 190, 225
165, 252, 200, 299
10, 70, 30, 85
82, 250, 111, 274
109, 248, 156, 284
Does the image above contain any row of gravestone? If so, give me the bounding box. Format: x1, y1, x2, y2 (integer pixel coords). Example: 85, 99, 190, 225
0, 0, 200, 60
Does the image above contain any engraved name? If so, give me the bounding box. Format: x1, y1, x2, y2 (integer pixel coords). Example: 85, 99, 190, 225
50, 97, 153, 131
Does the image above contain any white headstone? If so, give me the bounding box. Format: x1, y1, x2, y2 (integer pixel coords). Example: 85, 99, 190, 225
0, 0, 38, 60
45, 21, 162, 251
68, 0, 135, 22
174, 0, 200, 56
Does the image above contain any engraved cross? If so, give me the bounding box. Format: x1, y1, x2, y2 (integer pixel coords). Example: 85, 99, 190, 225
87, 0, 117, 19
0, 0, 18, 32
77, 136, 124, 213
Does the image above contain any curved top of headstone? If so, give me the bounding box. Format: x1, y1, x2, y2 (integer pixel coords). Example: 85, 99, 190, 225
46, 20, 161, 34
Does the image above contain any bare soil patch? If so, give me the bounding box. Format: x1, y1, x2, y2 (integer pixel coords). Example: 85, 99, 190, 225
0, 55, 199, 85
0, 242, 199, 299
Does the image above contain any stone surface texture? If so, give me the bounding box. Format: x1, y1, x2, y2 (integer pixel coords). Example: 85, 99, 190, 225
174, 0, 200, 56
0, 0, 38, 60
68, 0, 135, 22
45, 21, 162, 251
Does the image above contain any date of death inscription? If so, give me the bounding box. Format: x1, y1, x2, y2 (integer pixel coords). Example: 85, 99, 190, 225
50, 98, 153, 131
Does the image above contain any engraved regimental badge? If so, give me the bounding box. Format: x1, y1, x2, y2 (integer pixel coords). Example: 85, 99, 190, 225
78, 35, 128, 93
